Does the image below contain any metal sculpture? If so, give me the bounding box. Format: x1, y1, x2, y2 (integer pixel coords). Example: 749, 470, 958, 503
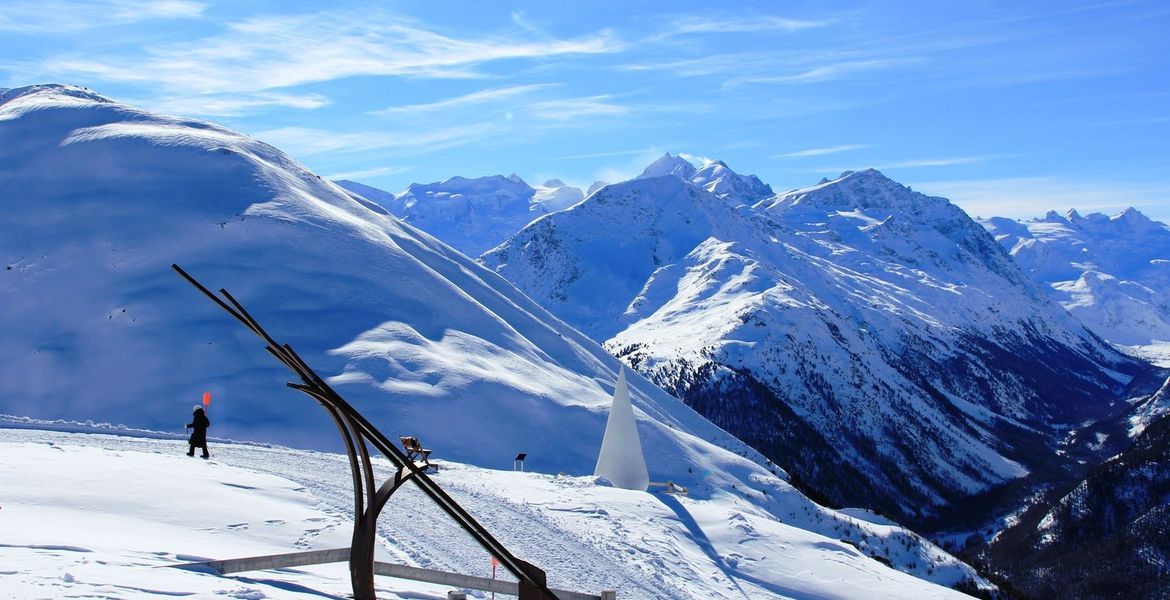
172, 264, 557, 600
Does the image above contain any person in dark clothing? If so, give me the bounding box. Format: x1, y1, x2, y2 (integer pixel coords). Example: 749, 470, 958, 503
186, 405, 211, 459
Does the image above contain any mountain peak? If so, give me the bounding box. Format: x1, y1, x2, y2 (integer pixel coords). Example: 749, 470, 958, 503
638, 153, 772, 202
841, 167, 894, 183
793, 168, 908, 200
638, 153, 698, 180
1114, 206, 1152, 226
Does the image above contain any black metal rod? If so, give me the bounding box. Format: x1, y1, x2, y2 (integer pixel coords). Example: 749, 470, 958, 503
171, 263, 557, 599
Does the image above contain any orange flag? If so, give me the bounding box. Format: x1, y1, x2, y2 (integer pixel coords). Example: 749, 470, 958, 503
202, 392, 211, 407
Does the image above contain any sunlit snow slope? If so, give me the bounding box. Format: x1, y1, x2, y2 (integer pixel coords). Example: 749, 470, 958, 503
0, 84, 771, 492
0, 427, 988, 599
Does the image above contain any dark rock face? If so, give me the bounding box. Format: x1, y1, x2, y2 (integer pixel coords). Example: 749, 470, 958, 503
981, 400, 1170, 600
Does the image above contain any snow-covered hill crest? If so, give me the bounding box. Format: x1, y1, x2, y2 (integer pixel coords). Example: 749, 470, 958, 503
0, 83, 759, 492
484, 166, 1149, 526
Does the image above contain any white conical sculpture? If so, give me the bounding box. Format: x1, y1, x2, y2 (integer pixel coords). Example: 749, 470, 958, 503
594, 367, 650, 491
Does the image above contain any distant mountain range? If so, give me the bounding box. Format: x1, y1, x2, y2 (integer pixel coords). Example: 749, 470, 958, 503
340, 151, 1170, 598
340, 157, 1170, 524
473, 163, 1154, 528
337, 175, 584, 256
981, 209, 1170, 352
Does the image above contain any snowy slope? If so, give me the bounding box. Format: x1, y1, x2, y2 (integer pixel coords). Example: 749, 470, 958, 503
483, 175, 741, 341
980, 209, 1170, 354
483, 167, 1148, 525
0, 83, 786, 495
336, 175, 583, 257
535, 178, 587, 211
0, 427, 990, 599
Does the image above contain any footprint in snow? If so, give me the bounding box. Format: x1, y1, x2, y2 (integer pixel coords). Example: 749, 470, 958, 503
226, 523, 249, 530
263, 519, 286, 525
217, 588, 267, 599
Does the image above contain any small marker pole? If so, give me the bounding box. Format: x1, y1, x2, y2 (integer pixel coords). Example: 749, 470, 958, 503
490, 555, 500, 600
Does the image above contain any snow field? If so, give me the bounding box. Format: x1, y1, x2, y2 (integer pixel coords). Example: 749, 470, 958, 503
1, 428, 984, 599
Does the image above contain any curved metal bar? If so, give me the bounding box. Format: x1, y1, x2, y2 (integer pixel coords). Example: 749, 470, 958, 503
374, 468, 413, 516
356, 431, 377, 521
291, 384, 366, 517
291, 383, 377, 598
172, 264, 560, 600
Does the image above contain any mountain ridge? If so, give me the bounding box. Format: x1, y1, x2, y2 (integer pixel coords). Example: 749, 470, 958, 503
483, 161, 1150, 527
981, 207, 1170, 349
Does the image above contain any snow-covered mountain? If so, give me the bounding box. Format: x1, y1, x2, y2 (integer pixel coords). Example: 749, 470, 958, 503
0, 84, 990, 596
0, 83, 744, 489
483, 166, 1150, 526
981, 209, 1170, 353
638, 152, 773, 203
335, 154, 766, 262
336, 175, 583, 257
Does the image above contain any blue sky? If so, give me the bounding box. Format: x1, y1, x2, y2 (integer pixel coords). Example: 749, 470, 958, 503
2, 0, 1168, 222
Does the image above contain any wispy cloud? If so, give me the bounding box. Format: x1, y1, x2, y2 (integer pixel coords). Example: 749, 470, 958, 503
370, 84, 558, 117
875, 156, 993, 169
323, 165, 412, 181
591, 147, 671, 184
31, 11, 621, 95
509, 10, 546, 38
0, 0, 204, 32
140, 92, 331, 117
664, 15, 825, 35
620, 52, 828, 78
524, 95, 629, 121
816, 156, 998, 173
724, 59, 912, 87
678, 152, 713, 166
775, 144, 869, 159
553, 147, 661, 161
254, 122, 506, 157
